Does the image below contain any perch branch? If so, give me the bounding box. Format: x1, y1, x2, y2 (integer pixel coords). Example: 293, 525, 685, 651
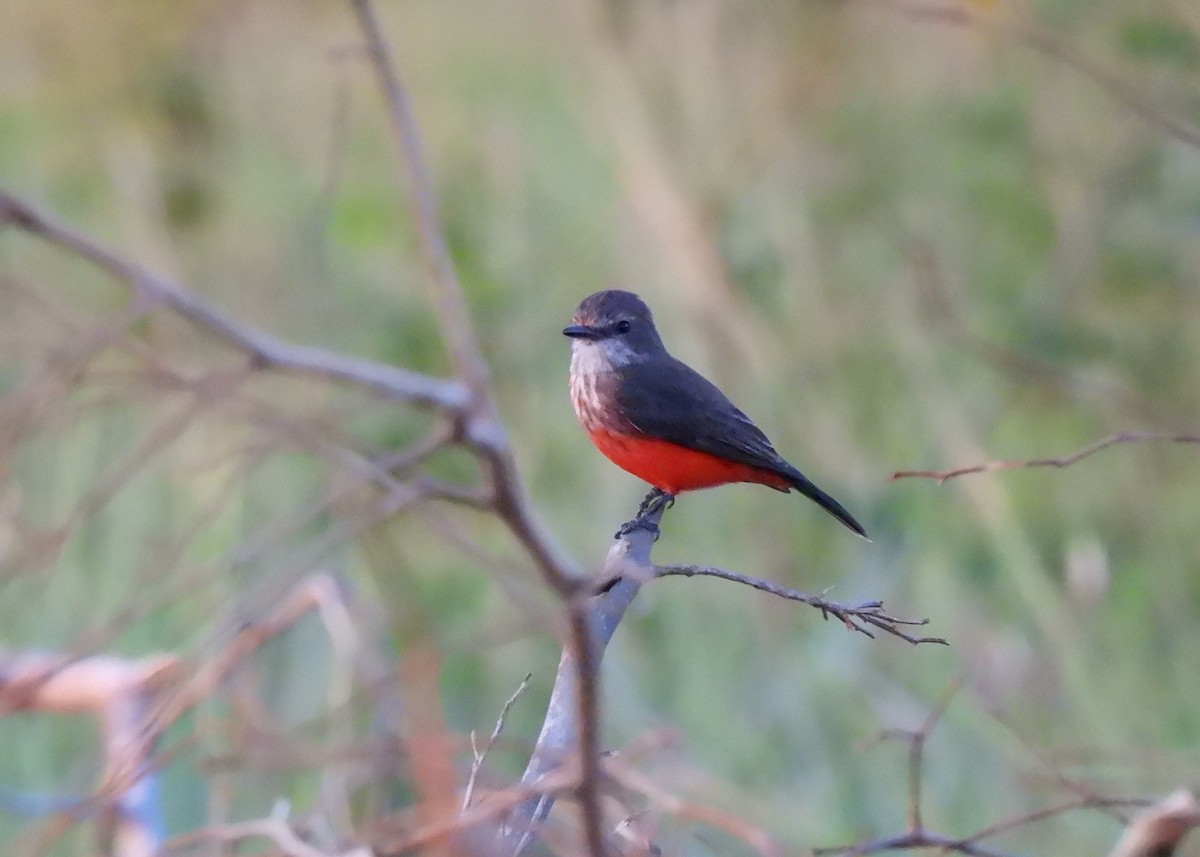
498, 507, 666, 857
892, 431, 1200, 483
654, 565, 946, 646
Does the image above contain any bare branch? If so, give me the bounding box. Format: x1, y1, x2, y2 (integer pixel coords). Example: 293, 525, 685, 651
372, 767, 577, 855
345, 0, 582, 598
348, 0, 492, 399
0, 193, 467, 411
463, 673, 533, 813
893, 431, 1200, 483
343, 4, 602, 853
653, 565, 947, 646
959, 796, 1151, 849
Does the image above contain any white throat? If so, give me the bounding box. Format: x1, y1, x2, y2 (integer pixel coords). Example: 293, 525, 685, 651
569, 338, 640, 378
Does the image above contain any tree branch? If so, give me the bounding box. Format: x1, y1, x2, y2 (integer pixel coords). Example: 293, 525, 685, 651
342, 4, 605, 854
0, 193, 467, 411
892, 431, 1200, 483
654, 565, 947, 646
348, 0, 492, 400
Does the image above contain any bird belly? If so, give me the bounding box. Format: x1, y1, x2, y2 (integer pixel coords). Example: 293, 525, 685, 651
586, 428, 792, 494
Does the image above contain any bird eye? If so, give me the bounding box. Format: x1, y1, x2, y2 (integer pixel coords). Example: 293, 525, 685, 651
615, 319, 632, 334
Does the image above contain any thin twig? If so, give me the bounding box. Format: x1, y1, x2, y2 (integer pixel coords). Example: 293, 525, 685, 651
814, 828, 1022, 857
962, 795, 1151, 849
907, 680, 960, 831
463, 673, 533, 813
654, 565, 947, 646
892, 431, 1200, 483
818, 688, 1156, 857
348, 0, 490, 398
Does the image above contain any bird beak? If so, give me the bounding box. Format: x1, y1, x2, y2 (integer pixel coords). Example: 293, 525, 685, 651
562, 324, 600, 340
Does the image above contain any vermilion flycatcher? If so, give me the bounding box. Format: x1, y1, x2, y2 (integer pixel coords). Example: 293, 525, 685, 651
564, 289, 867, 538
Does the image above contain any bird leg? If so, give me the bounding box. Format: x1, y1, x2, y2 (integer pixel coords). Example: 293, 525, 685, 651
615, 489, 675, 540
637, 487, 674, 517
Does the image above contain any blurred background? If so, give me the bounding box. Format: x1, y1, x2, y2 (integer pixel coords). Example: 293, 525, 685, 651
1, 0, 1199, 854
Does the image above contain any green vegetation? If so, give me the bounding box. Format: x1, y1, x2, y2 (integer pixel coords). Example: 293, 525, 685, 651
1, 1, 1199, 854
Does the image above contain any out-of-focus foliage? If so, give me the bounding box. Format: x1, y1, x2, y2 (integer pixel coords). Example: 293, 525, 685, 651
1, 0, 1199, 854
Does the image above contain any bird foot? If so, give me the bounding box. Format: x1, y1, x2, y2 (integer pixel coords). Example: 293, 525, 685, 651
635, 488, 675, 518
616, 490, 675, 540
615, 516, 660, 541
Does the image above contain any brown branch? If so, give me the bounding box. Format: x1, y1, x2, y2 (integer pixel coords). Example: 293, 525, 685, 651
142, 574, 336, 743
907, 680, 959, 831
892, 431, 1200, 483
960, 796, 1150, 850
653, 565, 947, 646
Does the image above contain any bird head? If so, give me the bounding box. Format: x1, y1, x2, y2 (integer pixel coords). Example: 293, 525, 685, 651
563, 290, 666, 367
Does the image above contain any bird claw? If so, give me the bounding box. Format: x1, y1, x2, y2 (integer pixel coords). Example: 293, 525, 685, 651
635, 488, 675, 518
615, 517, 661, 541
618, 489, 674, 540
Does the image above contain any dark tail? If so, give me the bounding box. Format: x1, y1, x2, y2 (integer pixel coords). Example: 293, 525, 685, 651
782, 466, 869, 540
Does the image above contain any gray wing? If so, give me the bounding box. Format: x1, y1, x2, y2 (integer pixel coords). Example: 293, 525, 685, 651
614, 358, 790, 475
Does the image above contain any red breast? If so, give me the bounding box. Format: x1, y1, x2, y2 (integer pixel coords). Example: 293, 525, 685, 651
585, 427, 792, 495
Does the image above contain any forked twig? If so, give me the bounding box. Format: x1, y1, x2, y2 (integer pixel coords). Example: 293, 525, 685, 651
654, 565, 947, 646
893, 431, 1200, 483
818, 687, 1159, 856
462, 673, 533, 813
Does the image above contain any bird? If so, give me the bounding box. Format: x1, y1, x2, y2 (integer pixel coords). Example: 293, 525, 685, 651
563, 289, 867, 539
